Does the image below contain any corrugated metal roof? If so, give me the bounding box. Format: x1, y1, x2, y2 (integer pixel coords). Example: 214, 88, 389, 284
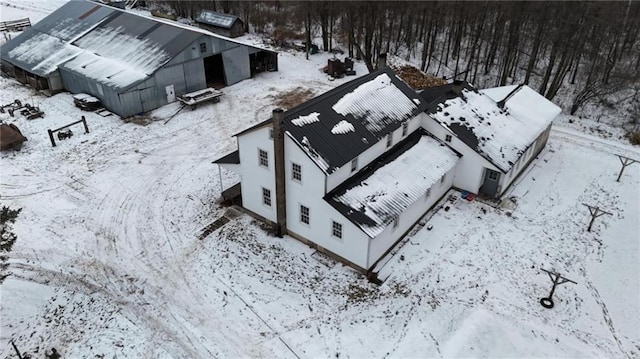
1, 0, 274, 90
279, 67, 426, 174
423, 82, 559, 173
325, 129, 460, 238
196, 10, 239, 29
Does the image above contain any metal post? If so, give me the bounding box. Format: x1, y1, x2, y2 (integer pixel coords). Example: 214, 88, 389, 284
218, 165, 224, 196
11, 340, 23, 359
82, 115, 89, 133
48, 129, 56, 147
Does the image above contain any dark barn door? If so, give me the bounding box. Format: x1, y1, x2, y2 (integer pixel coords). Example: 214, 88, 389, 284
481, 168, 501, 197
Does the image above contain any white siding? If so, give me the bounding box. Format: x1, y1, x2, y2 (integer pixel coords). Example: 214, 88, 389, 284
237, 127, 276, 222
284, 137, 369, 268
420, 113, 499, 194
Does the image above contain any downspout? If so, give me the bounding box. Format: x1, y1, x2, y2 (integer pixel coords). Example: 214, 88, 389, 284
273, 108, 287, 237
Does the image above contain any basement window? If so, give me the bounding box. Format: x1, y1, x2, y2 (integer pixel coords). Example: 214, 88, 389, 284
200, 42, 207, 53
259, 149, 269, 168
402, 122, 408, 136
332, 221, 343, 239
351, 158, 358, 173
262, 187, 272, 206
386, 134, 393, 148
292, 162, 302, 182
300, 205, 310, 225
445, 134, 452, 142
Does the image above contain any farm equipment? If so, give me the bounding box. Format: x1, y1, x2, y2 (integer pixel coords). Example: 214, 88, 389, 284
0, 99, 22, 114
18, 104, 44, 120
177, 88, 223, 110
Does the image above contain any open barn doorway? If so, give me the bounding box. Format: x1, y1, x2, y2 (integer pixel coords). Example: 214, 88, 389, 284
203, 54, 225, 89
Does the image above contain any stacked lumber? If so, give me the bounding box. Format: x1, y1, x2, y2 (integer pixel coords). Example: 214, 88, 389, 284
393, 65, 447, 90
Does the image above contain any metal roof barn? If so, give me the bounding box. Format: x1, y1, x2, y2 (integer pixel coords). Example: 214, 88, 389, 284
0, 0, 277, 117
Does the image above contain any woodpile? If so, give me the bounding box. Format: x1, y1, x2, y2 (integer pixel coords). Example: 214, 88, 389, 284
393, 65, 447, 90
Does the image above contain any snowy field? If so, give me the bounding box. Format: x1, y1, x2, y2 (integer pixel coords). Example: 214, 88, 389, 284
2, 2, 640, 358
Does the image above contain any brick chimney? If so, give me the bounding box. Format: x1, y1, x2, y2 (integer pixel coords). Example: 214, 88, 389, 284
272, 108, 287, 237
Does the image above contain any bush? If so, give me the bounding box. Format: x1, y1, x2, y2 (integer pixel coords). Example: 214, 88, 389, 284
627, 131, 640, 145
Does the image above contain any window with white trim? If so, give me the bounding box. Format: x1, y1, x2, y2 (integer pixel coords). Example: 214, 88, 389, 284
445, 134, 452, 142
386, 134, 393, 148
292, 162, 302, 182
200, 42, 207, 53
269, 128, 274, 140
259, 149, 268, 168
402, 122, 408, 136
300, 205, 309, 224
262, 187, 271, 206
351, 158, 358, 173
332, 221, 343, 239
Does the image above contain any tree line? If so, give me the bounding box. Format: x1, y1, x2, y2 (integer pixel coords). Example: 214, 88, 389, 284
148, 1, 639, 116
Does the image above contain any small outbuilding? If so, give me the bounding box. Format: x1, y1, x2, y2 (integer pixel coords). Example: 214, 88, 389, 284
195, 10, 244, 38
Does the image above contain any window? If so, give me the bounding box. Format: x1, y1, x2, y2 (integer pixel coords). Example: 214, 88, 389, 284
199, 42, 207, 53
393, 216, 399, 229
441, 173, 446, 184
386, 134, 393, 148
269, 128, 274, 140
259, 149, 268, 168
332, 221, 343, 239
402, 122, 408, 136
262, 188, 271, 206
300, 205, 310, 224
292, 163, 302, 182
488, 170, 499, 180
351, 158, 358, 173
445, 134, 452, 142
425, 188, 431, 199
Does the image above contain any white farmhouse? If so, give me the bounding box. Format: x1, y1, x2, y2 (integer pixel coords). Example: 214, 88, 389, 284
215, 68, 561, 273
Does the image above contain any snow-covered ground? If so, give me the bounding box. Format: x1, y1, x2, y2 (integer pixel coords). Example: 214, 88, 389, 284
2, 2, 639, 358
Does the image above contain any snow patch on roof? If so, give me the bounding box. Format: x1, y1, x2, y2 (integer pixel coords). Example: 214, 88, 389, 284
62, 26, 171, 88
7, 32, 81, 75
291, 112, 320, 127
431, 88, 557, 172
197, 10, 236, 28
332, 135, 459, 238
333, 73, 418, 133
483, 85, 562, 132
331, 120, 355, 135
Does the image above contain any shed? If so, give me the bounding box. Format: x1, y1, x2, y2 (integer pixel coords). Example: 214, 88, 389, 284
0, 0, 277, 117
195, 10, 244, 38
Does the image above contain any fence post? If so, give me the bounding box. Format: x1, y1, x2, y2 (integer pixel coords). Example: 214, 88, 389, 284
48, 129, 56, 147
82, 116, 89, 133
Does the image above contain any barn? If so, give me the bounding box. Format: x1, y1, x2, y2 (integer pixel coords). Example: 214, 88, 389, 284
0, 0, 277, 117
195, 10, 244, 38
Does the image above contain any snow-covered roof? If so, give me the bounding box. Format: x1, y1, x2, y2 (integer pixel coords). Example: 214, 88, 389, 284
0, 0, 275, 90
425, 83, 560, 173
196, 10, 240, 29
270, 67, 425, 174
326, 130, 459, 238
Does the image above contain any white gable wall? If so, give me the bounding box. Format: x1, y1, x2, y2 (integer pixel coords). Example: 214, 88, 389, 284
420, 113, 499, 194
366, 162, 455, 267
237, 126, 276, 222
326, 116, 422, 192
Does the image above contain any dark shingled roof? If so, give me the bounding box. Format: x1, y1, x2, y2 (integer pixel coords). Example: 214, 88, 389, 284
213, 150, 239, 164
236, 67, 426, 174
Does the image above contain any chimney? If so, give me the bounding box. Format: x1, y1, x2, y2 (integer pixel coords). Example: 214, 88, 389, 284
376, 53, 387, 70
272, 108, 287, 237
